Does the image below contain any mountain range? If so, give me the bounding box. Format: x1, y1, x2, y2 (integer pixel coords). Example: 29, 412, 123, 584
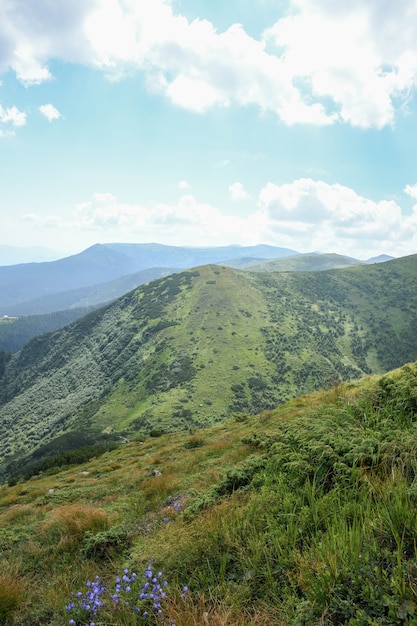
0, 243, 394, 316
0, 244, 394, 354
1, 252, 416, 480
0, 243, 298, 314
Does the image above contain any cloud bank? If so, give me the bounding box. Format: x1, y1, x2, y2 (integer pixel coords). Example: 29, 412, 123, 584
20, 180, 417, 259
1, 0, 417, 127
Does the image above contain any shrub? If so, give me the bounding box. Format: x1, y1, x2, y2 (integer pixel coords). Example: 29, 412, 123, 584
81, 526, 130, 560
183, 436, 204, 450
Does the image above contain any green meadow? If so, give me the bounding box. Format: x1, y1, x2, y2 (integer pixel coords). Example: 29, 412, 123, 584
1, 360, 417, 624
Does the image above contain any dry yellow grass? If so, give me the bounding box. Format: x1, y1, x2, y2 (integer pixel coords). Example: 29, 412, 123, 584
0, 570, 24, 623
41, 504, 111, 549
164, 593, 284, 625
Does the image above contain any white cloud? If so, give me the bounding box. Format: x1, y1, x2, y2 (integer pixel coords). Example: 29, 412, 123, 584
0, 0, 97, 85
2, 0, 416, 127
18, 180, 417, 258
265, 0, 417, 128
257, 178, 416, 257
13, 56, 52, 87
165, 75, 227, 113
0, 102, 26, 136
38, 103, 62, 121
178, 180, 189, 189
404, 183, 417, 200
146, 18, 334, 124
229, 182, 250, 201
22, 192, 260, 247
0, 104, 26, 127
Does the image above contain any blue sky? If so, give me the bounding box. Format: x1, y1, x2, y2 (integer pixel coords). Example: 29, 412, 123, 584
1, 0, 417, 259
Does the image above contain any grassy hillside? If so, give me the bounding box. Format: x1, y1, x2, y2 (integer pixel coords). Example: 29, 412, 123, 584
235, 252, 364, 272
1, 256, 417, 477
1, 361, 417, 624
222, 253, 393, 271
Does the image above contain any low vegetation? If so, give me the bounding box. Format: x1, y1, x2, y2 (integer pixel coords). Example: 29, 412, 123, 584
1, 360, 417, 624
1, 257, 417, 477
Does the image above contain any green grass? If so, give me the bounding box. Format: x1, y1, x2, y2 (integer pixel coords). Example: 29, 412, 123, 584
1, 361, 417, 623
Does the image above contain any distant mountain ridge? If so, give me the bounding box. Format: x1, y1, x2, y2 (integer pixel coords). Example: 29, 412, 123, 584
231, 252, 364, 272
365, 254, 394, 264
0, 243, 298, 314
0, 243, 394, 316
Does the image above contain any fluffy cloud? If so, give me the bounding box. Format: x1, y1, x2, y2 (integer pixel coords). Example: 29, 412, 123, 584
23, 213, 63, 229
38, 104, 62, 121
0, 0, 97, 85
22, 192, 260, 248
0, 104, 26, 127
1, 0, 416, 127
404, 183, 417, 200
70, 192, 256, 245
257, 178, 417, 256
19, 180, 417, 258
265, 0, 417, 128
0, 103, 26, 135
229, 182, 250, 201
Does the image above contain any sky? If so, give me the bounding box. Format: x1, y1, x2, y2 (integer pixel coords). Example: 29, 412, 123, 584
1, 0, 417, 260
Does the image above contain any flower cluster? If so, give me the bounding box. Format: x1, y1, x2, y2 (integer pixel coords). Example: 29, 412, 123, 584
138, 563, 167, 616
65, 575, 105, 626
111, 561, 168, 618
65, 560, 187, 625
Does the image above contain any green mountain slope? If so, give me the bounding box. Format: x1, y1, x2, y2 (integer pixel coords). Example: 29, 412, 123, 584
1, 256, 417, 477
248, 251, 365, 272
0, 269, 177, 354
2, 361, 417, 624
224, 252, 393, 271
